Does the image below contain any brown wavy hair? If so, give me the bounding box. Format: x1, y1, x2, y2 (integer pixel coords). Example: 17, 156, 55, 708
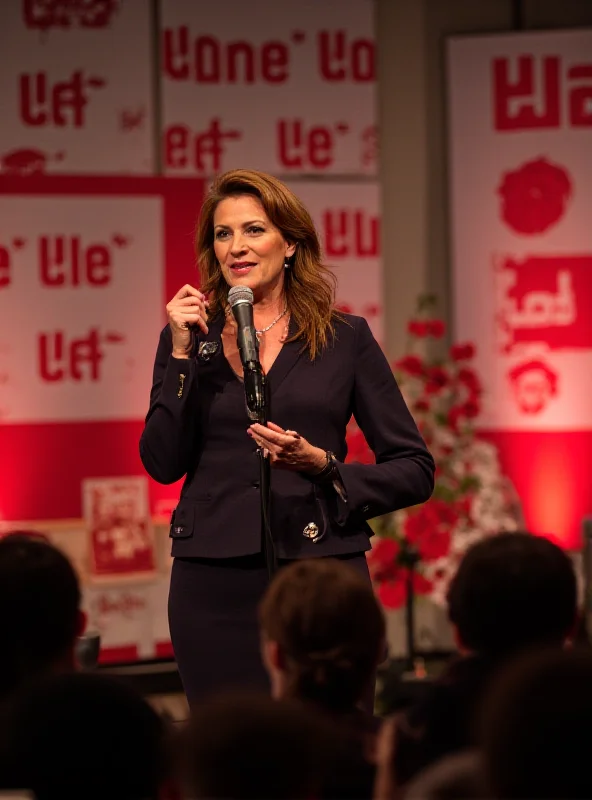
258, 558, 386, 713
195, 169, 339, 359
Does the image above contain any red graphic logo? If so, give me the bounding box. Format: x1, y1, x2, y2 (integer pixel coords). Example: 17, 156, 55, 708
23, 0, 120, 30
497, 157, 572, 235
0, 148, 64, 175
496, 255, 592, 352
508, 359, 559, 414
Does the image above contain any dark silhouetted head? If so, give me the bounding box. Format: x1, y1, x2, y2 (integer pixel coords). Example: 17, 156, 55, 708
0, 672, 175, 800
481, 647, 592, 799
447, 532, 577, 657
0, 532, 83, 698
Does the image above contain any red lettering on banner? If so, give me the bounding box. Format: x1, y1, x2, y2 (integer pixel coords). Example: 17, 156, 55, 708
0, 238, 27, 288
23, 0, 119, 30
568, 64, 592, 127
119, 107, 146, 132
38, 327, 125, 383
318, 31, 375, 82
164, 119, 242, 173
38, 234, 128, 287
96, 593, 147, 616
19, 71, 106, 128
277, 120, 348, 169
0, 246, 11, 288
496, 255, 592, 352
162, 27, 290, 84
323, 210, 380, 257
493, 55, 592, 131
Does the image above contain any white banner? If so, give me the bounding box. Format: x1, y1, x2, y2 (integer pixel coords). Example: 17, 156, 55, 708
289, 181, 382, 341
0, 194, 163, 422
0, 0, 154, 175
160, 0, 376, 176
447, 29, 592, 431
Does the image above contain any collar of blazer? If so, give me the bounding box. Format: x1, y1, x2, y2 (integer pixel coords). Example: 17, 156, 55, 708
196, 311, 305, 396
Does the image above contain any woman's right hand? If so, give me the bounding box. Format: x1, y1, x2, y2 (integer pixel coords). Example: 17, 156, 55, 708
166, 284, 209, 358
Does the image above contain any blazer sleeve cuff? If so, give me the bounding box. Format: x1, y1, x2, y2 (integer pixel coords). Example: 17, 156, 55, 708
328, 462, 371, 526
160, 355, 197, 408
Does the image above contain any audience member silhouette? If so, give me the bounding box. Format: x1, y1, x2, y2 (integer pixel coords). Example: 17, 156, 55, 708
259, 557, 386, 798
0, 672, 179, 800
179, 691, 331, 799
481, 647, 592, 799
390, 531, 577, 786
0, 532, 85, 701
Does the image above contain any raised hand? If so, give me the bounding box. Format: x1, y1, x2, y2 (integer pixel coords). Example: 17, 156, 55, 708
166, 284, 209, 358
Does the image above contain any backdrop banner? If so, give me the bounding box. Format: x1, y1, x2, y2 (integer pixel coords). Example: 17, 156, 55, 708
160, 0, 376, 177
0, 1, 154, 175
447, 28, 592, 547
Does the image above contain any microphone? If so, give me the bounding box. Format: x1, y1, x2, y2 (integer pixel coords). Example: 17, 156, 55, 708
228, 286, 266, 421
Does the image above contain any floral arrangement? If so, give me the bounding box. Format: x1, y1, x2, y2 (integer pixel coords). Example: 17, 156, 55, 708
349, 296, 523, 609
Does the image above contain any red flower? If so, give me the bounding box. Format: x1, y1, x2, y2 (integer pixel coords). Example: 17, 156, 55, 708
395, 355, 424, 377
408, 320, 429, 338
450, 343, 475, 361
426, 319, 446, 338
448, 405, 464, 431
458, 367, 482, 395
336, 302, 353, 314
414, 398, 430, 412
346, 428, 375, 465
368, 538, 401, 582
425, 366, 450, 394
377, 569, 433, 609
462, 399, 481, 419
403, 501, 456, 562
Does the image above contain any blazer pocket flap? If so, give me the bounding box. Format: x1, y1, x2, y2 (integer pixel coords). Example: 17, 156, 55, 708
169, 502, 194, 539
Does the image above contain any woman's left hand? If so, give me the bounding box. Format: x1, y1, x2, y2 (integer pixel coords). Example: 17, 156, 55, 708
248, 422, 327, 473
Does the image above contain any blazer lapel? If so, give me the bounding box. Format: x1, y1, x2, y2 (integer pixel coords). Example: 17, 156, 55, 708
267, 317, 305, 396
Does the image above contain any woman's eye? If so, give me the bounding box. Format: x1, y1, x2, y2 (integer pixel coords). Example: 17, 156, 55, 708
247, 226, 264, 234
215, 230, 229, 239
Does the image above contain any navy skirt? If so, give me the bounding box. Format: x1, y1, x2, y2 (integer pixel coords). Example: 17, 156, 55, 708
168, 551, 371, 707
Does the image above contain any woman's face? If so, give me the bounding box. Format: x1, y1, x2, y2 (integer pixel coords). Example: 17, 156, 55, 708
213, 194, 295, 302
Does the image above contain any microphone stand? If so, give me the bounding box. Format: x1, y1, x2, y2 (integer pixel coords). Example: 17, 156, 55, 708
245, 367, 277, 580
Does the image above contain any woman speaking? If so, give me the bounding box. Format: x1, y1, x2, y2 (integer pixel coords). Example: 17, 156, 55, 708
140, 169, 435, 705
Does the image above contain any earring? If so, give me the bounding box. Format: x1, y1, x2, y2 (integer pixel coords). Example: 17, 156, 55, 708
284, 258, 290, 269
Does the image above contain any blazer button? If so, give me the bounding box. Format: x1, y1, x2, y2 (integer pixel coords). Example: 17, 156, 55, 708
252, 481, 260, 489
362, 504, 370, 513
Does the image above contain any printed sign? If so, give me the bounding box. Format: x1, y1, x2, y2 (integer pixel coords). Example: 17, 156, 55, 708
0, 0, 154, 174
447, 29, 592, 431
288, 181, 382, 341
0, 194, 163, 423
447, 29, 592, 546
83, 476, 156, 577
160, 0, 376, 176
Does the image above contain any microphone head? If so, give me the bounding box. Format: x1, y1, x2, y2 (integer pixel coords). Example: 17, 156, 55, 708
228, 286, 254, 307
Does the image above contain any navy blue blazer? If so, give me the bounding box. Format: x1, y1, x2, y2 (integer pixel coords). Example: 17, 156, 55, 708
139, 313, 435, 559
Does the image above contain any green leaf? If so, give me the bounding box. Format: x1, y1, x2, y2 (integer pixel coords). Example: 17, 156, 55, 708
459, 475, 481, 492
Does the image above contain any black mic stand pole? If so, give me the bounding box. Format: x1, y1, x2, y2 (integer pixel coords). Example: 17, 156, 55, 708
246, 369, 276, 580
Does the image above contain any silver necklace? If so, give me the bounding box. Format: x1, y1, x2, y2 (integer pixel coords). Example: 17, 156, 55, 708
255, 307, 288, 339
